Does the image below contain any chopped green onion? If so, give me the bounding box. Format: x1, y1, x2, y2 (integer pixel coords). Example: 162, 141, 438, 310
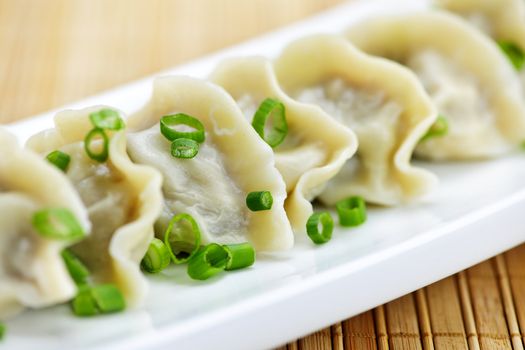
187, 243, 229, 280
61, 249, 90, 285
164, 213, 202, 264
306, 212, 333, 244
72, 286, 98, 317
90, 284, 126, 313
141, 238, 171, 273
170, 138, 199, 159
421, 115, 448, 142
160, 113, 205, 143
223, 243, 255, 271
46, 150, 70, 172
336, 196, 367, 227
89, 108, 125, 130
32, 208, 85, 240
252, 98, 288, 148
0, 323, 5, 340
246, 191, 273, 211
498, 40, 525, 70
72, 284, 125, 317
84, 127, 109, 162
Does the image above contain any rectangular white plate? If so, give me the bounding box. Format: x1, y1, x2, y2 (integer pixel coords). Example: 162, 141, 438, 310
5, 1, 525, 349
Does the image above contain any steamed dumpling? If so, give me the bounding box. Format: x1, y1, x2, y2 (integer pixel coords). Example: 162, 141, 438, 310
26, 107, 162, 306
273, 34, 438, 206
210, 57, 357, 231
435, 0, 525, 91
127, 76, 293, 251
0, 129, 89, 320
346, 11, 525, 160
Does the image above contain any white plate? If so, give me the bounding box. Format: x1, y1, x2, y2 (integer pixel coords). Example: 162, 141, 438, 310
5, 0, 525, 349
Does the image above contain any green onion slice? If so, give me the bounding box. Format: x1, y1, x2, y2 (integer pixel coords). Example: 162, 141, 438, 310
141, 238, 171, 273
72, 286, 98, 317
498, 40, 525, 70
160, 113, 205, 143
246, 191, 273, 211
223, 243, 255, 271
171, 138, 199, 159
336, 196, 367, 227
0, 323, 5, 340
46, 150, 71, 172
61, 249, 90, 285
252, 98, 288, 148
84, 127, 109, 162
72, 284, 125, 316
90, 284, 126, 314
32, 208, 85, 240
421, 115, 448, 142
306, 212, 334, 244
187, 243, 229, 280
89, 108, 125, 130
164, 213, 202, 264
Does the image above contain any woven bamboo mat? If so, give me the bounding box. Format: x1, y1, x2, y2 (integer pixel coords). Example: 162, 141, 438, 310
278, 248, 525, 350
2, 1, 525, 349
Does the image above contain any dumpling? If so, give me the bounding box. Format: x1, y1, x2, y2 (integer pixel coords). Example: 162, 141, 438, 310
26, 106, 163, 306
0, 129, 89, 319
273, 34, 438, 206
345, 11, 525, 160
127, 76, 294, 251
435, 0, 525, 88
210, 57, 357, 231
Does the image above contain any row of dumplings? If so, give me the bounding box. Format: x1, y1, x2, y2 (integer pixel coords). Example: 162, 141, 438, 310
2, 2, 525, 323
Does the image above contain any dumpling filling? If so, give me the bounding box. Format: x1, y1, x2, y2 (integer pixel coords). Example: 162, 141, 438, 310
127, 123, 249, 244
406, 50, 495, 136
59, 143, 134, 280
294, 78, 402, 191
236, 93, 326, 192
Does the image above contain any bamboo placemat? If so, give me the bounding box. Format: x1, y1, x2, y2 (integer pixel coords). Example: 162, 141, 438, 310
2, 1, 525, 349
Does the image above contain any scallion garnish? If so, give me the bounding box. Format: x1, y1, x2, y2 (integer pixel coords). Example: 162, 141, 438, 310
160, 113, 205, 143
252, 98, 288, 148
84, 127, 109, 162
89, 108, 125, 131
164, 213, 202, 264
72, 284, 125, 316
141, 238, 171, 273
246, 191, 273, 211
72, 286, 98, 317
223, 243, 255, 271
187, 243, 229, 280
171, 138, 199, 159
498, 40, 525, 70
0, 323, 5, 341
46, 150, 71, 172
61, 249, 90, 285
336, 196, 367, 227
306, 212, 334, 244
90, 284, 126, 313
421, 115, 448, 142
32, 208, 85, 240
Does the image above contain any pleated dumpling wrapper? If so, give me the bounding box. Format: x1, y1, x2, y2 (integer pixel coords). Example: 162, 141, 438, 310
26, 107, 163, 306
346, 11, 525, 160
273, 34, 438, 206
127, 76, 294, 251
0, 129, 90, 320
435, 0, 525, 87
210, 57, 357, 231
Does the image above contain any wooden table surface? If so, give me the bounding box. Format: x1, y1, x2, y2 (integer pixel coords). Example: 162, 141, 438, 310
2, 1, 525, 349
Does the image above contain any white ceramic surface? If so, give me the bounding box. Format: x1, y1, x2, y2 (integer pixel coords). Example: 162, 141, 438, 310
4, 1, 525, 349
